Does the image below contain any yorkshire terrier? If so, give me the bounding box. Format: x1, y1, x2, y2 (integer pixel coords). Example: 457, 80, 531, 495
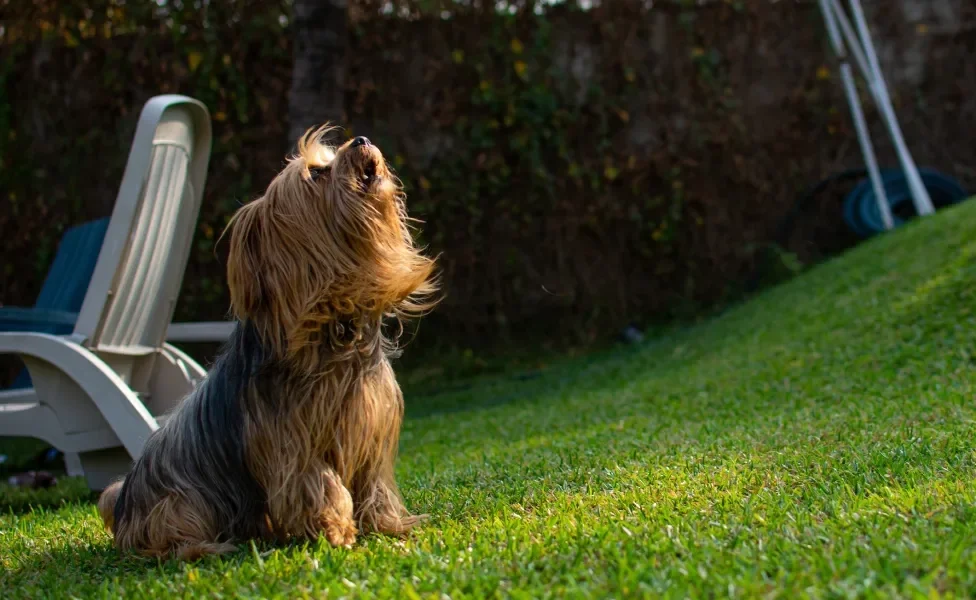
97, 127, 439, 560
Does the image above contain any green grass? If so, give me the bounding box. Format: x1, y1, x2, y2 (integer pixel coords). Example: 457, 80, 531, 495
4, 200, 976, 599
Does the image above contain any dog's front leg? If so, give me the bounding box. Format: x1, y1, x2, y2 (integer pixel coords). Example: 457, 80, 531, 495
351, 369, 428, 537
317, 466, 358, 547
262, 464, 357, 548
354, 468, 426, 537
351, 412, 426, 537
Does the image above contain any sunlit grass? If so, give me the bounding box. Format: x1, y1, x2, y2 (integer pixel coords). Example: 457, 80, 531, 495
3, 199, 976, 598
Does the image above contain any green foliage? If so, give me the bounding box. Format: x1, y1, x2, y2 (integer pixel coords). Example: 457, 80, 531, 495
349, 6, 699, 337
0, 0, 290, 320
3, 190, 976, 597
3, 0, 966, 347
418, 15, 571, 227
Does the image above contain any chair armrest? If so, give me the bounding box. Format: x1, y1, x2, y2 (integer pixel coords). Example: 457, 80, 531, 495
166, 321, 235, 343
0, 307, 78, 333
0, 331, 157, 458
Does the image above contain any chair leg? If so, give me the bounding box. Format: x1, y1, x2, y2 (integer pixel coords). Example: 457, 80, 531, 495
75, 447, 132, 492
63, 451, 85, 477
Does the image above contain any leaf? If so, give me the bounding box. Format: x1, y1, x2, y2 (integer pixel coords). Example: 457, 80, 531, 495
514, 60, 527, 78
188, 51, 203, 72
510, 39, 524, 55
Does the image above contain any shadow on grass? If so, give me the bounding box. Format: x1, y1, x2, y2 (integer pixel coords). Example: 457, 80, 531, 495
0, 477, 96, 515
0, 524, 336, 597
1, 537, 230, 595
401, 340, 661, 421
1, 538, 166, 595
404, 370, 545, 419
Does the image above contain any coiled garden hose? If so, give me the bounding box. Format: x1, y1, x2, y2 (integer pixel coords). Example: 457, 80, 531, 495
745, 166, 969, 292
842, 167, 969, 238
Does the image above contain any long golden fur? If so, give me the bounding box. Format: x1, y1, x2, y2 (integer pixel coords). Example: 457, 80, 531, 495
97, 126, 439, 560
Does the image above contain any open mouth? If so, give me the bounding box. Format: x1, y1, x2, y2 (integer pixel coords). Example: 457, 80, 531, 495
360, 159, 378, 191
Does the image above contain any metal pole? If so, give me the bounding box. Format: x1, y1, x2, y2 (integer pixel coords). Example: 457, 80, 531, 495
840, 64, 895, 230
828, 0, 875, 82
847, 0, 935, 216
818, 0, 894, 230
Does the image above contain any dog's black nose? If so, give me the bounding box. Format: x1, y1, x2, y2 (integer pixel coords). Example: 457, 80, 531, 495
350, 136, 371, 148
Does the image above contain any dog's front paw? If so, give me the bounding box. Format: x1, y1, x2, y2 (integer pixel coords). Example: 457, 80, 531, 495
323, 515, 358, 548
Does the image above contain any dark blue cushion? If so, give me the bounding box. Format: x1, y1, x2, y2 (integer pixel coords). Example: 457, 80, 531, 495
2, 218, 109, 389
34, 218, 109, 311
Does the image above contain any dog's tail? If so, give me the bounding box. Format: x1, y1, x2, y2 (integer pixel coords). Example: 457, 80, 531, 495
97, 479, 124, 533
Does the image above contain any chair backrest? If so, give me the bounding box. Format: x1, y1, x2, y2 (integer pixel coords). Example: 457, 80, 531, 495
71, 95, 211, 359
34, 218, 110, 312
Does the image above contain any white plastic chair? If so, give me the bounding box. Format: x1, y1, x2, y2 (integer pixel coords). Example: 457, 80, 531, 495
0, 95, 212, 491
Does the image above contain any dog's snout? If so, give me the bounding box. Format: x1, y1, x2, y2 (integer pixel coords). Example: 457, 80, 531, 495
351, 136, 371, 148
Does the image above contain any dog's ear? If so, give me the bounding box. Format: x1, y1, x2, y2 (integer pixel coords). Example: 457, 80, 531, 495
226, 200, 268, 322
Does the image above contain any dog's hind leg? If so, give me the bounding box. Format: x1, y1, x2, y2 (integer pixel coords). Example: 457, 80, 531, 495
97, 479, 124, 532
125, 493, 238, 561
174, 541, 239, 561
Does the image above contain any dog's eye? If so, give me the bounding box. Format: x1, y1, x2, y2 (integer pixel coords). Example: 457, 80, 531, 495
308, 165, 330, 181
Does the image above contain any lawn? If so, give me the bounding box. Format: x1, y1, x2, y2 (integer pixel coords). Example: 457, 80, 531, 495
3, 198, 976, 599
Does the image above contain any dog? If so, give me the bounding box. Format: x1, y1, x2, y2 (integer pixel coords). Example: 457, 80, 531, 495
97, 126, 439, 561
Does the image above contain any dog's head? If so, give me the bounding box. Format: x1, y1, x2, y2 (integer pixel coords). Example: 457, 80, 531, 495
225, 125, 438, 358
